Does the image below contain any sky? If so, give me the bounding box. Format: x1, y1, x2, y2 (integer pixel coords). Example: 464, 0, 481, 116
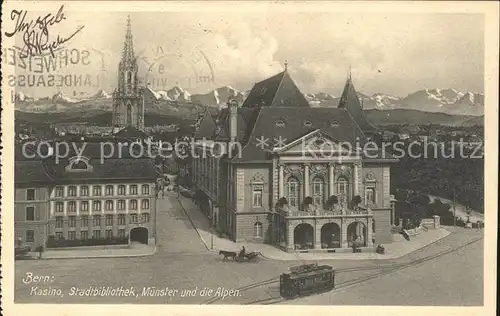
3, 7, 484, 98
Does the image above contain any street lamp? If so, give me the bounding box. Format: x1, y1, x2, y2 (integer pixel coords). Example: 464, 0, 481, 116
211, 224, 214, 250
453, 188, 457, 227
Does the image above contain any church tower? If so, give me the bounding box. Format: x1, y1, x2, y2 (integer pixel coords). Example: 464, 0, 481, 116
113, 16, 144, 130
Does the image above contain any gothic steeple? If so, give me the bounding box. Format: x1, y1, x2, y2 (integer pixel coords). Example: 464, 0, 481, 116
117, 15, 138, 96
122, 15, 135, 63
112, 16, 144, 131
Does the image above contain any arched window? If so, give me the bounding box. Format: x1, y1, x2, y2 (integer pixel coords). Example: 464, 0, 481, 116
312, 177, 324, 206
254, 222, 263, 238
287, 178, 300, 207
337, 177, 349, 205
71, 160, 88, 170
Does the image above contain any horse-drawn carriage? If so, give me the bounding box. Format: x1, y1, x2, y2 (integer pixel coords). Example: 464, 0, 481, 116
219, 250, 263, 263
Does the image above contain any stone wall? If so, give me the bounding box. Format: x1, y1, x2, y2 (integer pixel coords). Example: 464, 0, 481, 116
234, 212, 272, 243
372, 208, 392, 244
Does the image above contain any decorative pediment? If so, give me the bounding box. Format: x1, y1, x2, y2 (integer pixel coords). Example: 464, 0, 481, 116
310, 164, 328, 177
364, 169, 376, 182
251, 172, 265, 184
273, 129, 357, 157
284, 164, 303, 177
335, 164, 352, 178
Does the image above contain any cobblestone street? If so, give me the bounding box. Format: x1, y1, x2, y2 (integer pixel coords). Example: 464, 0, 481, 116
15, 194, 484, 305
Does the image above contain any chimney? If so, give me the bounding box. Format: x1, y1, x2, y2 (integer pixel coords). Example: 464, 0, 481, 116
229, 99, 238, 142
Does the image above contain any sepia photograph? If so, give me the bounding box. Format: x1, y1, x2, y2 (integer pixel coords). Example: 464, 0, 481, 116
1, 1, 498, 315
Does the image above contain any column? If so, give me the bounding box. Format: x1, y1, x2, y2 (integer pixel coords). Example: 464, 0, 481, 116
314, 225, 321, 249
353, 163, 359, 196
88, 199, 93, 216
50, 201, 55, 217
341, 220, 348, 248
287, 222, 294, 251
367, 218, 374, 247
304, 164, 310, 197
329, 163, 334, 196
279, 164, 284, 198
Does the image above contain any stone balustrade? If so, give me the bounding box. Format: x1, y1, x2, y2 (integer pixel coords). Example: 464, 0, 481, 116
277, 205, 372, 218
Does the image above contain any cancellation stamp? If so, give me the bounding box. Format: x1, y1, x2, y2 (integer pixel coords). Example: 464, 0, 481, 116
1, 2, 497, 316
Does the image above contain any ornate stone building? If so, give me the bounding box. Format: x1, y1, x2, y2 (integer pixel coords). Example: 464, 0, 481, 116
193, 67, 397, 252
112, 16, 145, 130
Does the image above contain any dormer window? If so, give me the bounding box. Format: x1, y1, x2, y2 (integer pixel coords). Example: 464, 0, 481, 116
65, 157, 93, 172
72, 160, 88, 170
304, 121, 312, 127
275, 120, 285, 127
330, 121, 340, 127
260, 87, 267, 95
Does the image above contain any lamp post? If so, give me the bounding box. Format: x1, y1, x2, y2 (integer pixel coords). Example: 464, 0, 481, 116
453, 188, 456, 227
210, 221, 214, 250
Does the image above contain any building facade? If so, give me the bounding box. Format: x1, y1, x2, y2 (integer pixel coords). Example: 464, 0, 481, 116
112, 16, 145, 131
15, 142, 158, 249
193, 68, 397, 252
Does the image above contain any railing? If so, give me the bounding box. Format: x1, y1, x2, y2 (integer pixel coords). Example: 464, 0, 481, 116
278, 206, 371, 218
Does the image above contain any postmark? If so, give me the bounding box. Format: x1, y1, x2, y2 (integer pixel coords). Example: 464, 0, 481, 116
136, 45, 215, 90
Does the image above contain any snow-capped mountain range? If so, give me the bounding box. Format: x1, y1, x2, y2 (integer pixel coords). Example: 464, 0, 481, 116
306, 88, 484, 116
15, 86, 483, 116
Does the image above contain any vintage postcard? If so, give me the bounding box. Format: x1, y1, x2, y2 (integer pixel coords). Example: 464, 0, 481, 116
1, 1, 498, 316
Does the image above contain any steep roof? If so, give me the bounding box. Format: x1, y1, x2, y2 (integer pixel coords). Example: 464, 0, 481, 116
338, 78, 379, 133
213, 107, 260, 143
242, 69, 310, 108
114, 126, 147, 138
231, 107, 367, 162
15, 142, 158, 184
194, 109, 217, 139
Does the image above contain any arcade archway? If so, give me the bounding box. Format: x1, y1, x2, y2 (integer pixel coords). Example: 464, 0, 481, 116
293, 223, 314, 250
347, 221, 367, 247
130, 227, 149, 244
321, 223, 341, 248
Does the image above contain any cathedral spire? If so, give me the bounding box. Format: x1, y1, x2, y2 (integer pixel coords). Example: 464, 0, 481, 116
122, 15, 135, 62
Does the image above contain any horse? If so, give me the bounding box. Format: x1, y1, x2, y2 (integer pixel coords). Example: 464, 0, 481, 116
219, 250, 237, 261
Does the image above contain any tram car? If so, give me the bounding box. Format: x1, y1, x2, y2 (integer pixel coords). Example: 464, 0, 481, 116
280, 263, 335, 299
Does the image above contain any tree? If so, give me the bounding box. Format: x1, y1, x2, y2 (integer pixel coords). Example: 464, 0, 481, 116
465, 206, 473, 223
325, 195, 338, 210
352, 195, 362, 206
303, 196, 313, 209
277, 197, 288, 208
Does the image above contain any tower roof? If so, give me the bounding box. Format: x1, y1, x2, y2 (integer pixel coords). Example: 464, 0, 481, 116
338, 77, 378, 133
121, 15, 136, 62
241, 68, 310, 108
194, 108, 217, 139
